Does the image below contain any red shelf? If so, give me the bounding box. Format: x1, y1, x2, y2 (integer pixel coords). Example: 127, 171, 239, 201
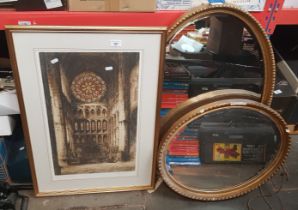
276, 9, 298, 25
0, 0, 297, 34
0, 11, 184, 30
0, 10, 265, 30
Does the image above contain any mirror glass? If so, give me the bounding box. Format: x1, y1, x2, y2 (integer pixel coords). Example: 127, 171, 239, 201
165, 13, 264, 103
165, 108, 280, 190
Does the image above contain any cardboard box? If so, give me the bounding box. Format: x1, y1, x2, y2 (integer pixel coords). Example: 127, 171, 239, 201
157, 0, 207, 10
207, 15, 243, 56
68, 0, 156, 12
14, 0, 67, 11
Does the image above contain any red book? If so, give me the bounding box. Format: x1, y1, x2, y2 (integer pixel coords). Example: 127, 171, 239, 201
169, 146, 198, 151
173, 137, 199, 141
162, 98, 187, 104
161, 104, 175, 109
170, 140, 199, 145
169, 143, 199, 147
168, 151, 199, 156
161, 103, 180, 108
162, 89, 189, 94
169, 146, 199, 151
162, 94, 188, 99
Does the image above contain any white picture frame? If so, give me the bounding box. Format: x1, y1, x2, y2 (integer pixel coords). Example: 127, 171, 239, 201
6, 26, 166, 196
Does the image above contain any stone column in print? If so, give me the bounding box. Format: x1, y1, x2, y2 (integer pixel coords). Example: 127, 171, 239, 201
47, 66, 68, 168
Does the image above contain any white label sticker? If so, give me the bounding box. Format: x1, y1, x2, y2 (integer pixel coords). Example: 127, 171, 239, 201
50, 58, 59, 64
105, 66, 114, 71
44, 0, 63, 9
110, 40, 122, 47
274, 89, 283, 95
18, 21, 32, 26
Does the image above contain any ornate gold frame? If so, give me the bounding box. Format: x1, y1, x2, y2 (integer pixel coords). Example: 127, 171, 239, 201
6, 25, 167, 196
158, 91, 291, 200
166, 4, 275, 105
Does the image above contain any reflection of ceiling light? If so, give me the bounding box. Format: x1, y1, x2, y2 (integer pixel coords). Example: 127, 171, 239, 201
105, 66, 113, 71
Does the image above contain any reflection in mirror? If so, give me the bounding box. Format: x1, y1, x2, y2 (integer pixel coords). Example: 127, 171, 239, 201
164, 13, 264, 108
165, 108, 280, 190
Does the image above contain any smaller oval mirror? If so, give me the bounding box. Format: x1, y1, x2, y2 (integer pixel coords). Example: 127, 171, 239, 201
159, 95, 290, 200
165, 5, 275, 105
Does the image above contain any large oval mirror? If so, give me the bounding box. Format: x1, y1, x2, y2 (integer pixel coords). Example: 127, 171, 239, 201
165, 4, 275, 106
159, 91, 290, 200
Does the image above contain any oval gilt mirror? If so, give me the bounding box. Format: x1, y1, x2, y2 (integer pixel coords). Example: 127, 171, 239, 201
165, 4, 275, 106
158, 91, 290, 200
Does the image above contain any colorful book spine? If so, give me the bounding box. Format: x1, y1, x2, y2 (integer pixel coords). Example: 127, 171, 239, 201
162, 98, 188, 104
168, 151, 199, 156
162, 93, 188, 98
166, 155, 201, 166
170, 140, 199, 145
168, 162, 201, 166
160, 108, 170, 117
161, 59, 191, 115
166, 156, 201, 162
169, 147, 199, 152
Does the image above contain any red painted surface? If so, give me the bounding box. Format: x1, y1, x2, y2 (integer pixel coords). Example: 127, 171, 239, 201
0, 11, 183, 30
0, 0, 296, 33
0, 10, 265, 30
275, 9, 298, 25
264, 0, 285, 34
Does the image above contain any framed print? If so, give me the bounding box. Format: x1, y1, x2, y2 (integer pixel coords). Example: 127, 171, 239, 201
6, 26, 166, 196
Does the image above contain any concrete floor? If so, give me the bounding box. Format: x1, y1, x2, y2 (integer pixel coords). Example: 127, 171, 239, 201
20, 136, 298, 210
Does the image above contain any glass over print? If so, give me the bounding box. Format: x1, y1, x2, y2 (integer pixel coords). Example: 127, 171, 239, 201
40, 52, 140, 175
6, 26, 166, 195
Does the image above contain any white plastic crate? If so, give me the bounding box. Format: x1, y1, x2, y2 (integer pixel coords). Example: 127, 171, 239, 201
225, 0, 266, 11
283, 0, 298, 9
0, 116, 15, 136
157, 0, 266, 11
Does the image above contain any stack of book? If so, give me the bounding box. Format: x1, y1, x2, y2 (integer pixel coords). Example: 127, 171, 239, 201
160, 63, 191, 117
161, 63, 200, 166
166, 123, 201, 166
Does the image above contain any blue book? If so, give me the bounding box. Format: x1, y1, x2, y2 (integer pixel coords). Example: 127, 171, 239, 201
166, 156, 201, 163
168, 162, 201, 166
163, 86, 189, 90
160, 108, 171, 117
163, 82, 190, 87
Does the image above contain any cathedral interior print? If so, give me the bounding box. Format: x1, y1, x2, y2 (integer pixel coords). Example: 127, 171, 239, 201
39, 52, 140, 175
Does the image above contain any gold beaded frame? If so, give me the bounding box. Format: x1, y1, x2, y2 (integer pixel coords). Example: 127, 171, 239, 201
158, 91, 291, 201
166, 4, 275, 105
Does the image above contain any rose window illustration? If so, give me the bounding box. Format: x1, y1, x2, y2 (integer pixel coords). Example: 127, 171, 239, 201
71, 72, 106, 103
